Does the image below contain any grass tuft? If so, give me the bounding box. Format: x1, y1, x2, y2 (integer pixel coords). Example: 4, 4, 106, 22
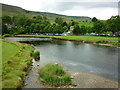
39, 63, 72, 87
31, 51, 40, 61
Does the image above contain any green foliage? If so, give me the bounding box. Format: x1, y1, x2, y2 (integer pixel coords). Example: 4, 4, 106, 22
73, 24, 80, 35
96, 40, 108, 44
92, 17, 98, 22
63, 26, 68, 32
32, 51, 40, 61
93, 20, 104, 35
106, 15, 120, 34
2, 16, 12, 24
39, 64, 72, 87
55, 17, 64, 25
2, 34, 11, 38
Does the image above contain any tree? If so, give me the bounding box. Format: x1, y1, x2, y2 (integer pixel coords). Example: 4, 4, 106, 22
73, 24, 81, 35
55, 17, 63, 25
92, 17, 98, 22
71, 21, 75, 26
2, 16, 12, 25
34, 23, 40, 33
62, 22, 67, 27
106, 15, 120, 35
80, 25, 87, 35
2, 22, 8, 35
30, 23, 35, 33
13, 15, 30, 27
63, 26, 68, 32
40, 24, 45, 33
93, 20, 103, 35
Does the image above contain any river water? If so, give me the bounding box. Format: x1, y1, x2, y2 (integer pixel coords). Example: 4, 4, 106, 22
4, 37, 119, 88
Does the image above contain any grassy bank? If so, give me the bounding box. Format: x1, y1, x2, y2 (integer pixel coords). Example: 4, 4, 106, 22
39, 63, 72, 87
2, 39, 33, 88
16, 35, 119, 45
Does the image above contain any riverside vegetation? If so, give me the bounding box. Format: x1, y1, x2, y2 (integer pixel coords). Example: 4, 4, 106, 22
39, 63, 72, 87
31, 51, 40, 61
2, 39, 33, 88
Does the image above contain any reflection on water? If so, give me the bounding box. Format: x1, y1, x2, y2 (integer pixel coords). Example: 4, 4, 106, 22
5, 37, 119, 82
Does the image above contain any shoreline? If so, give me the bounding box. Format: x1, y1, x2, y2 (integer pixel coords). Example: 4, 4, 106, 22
2, 39, 34, 88
14, 36, 119, 48
70, 72, 118, 88
23, 59, 118, 88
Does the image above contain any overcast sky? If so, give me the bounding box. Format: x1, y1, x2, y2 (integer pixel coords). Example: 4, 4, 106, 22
0, 0, 119, 20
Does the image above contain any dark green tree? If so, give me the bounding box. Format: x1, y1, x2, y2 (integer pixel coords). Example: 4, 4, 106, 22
92, 17, 98, 22
55, 17, 63, 25
93, 20, 103, 35
73, 24, 81, 35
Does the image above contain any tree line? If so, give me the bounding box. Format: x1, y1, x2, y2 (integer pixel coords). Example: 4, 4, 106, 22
2, 15, 120, 36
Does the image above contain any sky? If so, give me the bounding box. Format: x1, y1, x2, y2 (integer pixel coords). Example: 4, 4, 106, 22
0, 0, 119, 20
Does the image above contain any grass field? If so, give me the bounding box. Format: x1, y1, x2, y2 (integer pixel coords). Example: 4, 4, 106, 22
16, 35, 119, 46
2, 39, 33, 88
17, 35, 118, 42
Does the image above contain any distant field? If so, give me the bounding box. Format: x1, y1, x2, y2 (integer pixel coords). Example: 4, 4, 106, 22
2, 39, 33, 88
17, 35, 118, 42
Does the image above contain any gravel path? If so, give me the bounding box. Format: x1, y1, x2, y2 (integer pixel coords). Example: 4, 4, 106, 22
71, 72, 118, 88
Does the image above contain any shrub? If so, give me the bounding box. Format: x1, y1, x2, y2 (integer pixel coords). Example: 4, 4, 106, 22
39, 64, 72, 87
2, 34, 11, 38
32, 51, 40, 61
96, 40, 108, 44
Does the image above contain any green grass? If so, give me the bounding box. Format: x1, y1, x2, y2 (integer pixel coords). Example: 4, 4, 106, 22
17, 35, 118, 42
2, 39, 33, 88
39, 63, 72, 87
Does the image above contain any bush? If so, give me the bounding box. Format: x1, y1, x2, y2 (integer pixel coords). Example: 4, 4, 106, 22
39, 64, 72, 87
2, 34, 15, 38
32, 51, 40, 61
2, 34, 11, 38
96, 40, 108, 44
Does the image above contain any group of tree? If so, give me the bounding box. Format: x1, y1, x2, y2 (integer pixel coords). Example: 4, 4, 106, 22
72, 16, 120, 36
92, 16, 120, 36
2, 15, 69, 35
2, 15, 120, 36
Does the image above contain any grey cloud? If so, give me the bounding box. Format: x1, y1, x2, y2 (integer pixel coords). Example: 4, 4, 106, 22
52, 2, 118, 12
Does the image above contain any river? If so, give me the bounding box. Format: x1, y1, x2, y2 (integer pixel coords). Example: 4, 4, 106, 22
4, 37, 119, 88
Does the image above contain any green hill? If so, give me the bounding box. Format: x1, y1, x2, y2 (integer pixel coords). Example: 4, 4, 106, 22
1, 3, 92, 22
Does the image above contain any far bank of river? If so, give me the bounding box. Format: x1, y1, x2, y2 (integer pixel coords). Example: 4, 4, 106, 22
4, 37, 119, 88
16, 35, 119, 48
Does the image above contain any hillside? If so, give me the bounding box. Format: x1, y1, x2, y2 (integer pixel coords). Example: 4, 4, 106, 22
1, 3, 92, 22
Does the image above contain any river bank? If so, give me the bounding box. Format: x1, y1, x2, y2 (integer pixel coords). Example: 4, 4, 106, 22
71, 72, 118, 88
23, 59, 118, 88
2, 39, 34, 88
15, 35, 119, 47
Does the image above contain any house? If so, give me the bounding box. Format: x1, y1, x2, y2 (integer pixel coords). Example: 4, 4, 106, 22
63, 26, 74, 36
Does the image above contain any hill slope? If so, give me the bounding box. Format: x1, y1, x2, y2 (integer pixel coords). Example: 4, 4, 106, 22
1, 3, 91, 22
